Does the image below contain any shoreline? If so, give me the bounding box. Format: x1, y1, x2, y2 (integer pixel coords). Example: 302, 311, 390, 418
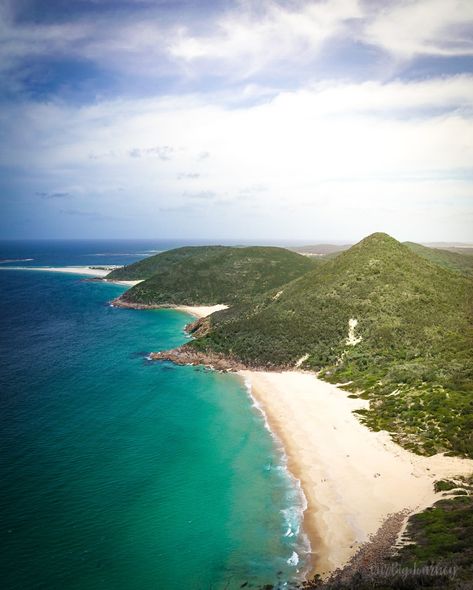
112, 299, 228, 318
239, 370, 473, 579
172, 304, 228, 318
240, 374, 312, 580
0, 265, 142, 286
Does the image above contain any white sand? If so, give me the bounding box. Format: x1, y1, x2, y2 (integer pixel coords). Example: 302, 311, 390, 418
240, 370, 473, 577
0, 265, 111, 276
173, 304, 228, 318
0, 266, 142, 286
103, 279, 143, 286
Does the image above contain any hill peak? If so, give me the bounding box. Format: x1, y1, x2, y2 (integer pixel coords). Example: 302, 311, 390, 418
328, 232, 407, 271
357, 232, 399, 247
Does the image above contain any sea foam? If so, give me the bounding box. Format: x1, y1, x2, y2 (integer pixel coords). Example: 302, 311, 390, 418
242, 377, 311, 571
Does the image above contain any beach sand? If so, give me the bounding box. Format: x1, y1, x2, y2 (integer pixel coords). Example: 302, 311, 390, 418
174, 305, 228, 318
103, 278, 144, 286
240, 370, 473, 578
0, 266, 142, 286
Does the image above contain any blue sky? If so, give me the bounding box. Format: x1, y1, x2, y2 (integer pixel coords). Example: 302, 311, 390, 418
1, 0, 472, 241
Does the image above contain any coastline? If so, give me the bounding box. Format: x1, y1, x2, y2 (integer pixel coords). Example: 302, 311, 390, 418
112, 299, 228, 318
239, 370, 473, 579
171, 304, 228, 318
0, 265, 142, 286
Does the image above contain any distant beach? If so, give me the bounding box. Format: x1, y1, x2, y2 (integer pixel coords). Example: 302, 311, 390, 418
240, 370, 473, 577
0, 265, 142, 286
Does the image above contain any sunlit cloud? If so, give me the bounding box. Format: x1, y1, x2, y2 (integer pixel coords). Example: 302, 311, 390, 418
363, 0, 473, 59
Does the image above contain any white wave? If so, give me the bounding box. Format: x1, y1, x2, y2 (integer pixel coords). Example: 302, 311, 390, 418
284, 527, 294, 538
241, 376, 312, 565
243, 378, 274, 435
281, 506, 300, 537
287, 551, 299, 566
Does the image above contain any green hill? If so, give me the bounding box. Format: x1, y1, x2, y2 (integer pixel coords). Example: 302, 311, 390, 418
405, 242, 473, 276
289, 241, 473, 276
107, 246, 226, 280
113, 246, 316, 306
189, 233, 473, 456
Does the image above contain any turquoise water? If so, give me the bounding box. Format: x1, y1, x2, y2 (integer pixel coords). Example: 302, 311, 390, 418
0, 248, 307, 589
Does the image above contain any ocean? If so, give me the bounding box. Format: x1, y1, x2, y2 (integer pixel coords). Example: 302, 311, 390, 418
0, 240, 307, 590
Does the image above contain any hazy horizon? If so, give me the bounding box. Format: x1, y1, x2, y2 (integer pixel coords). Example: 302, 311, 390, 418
1, 235, 473, 247
1, 0, 472, 242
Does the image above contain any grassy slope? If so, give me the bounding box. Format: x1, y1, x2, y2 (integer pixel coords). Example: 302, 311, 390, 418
192, 233, 473, 457
405, 242, 473, 276
115, 246, 317, 306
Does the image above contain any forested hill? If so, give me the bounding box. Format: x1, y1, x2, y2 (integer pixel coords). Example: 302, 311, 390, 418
291, 241, 473, 276
107, 246, 226, 280
404, 242, 473, 276
190, 233, 473, 456
113, 246, 317, 306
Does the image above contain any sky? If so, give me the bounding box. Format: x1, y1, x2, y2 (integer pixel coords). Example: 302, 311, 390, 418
0, 0, 472, 242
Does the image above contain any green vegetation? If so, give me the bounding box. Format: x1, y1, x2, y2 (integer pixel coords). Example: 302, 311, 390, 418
396, 496, 473, 568
391, 480, 473, 587
190, 233, 473, 457
404, 242, 473, 277
108, 246, 224, 280
434, 480, 460, 493
293, 241, 473, 276
438, 247, 473, 257
112, 246, 316, 305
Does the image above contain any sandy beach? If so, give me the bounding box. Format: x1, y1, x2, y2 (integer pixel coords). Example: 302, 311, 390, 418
240, 370, 473, 578
174, 304, 228, 318
0, 266, 142, 286
103, 278, 144, 286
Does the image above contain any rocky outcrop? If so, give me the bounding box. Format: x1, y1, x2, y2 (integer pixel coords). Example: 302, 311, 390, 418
149, 345, 249, 371
111, 297, 176, 311
185, 316, 211, 337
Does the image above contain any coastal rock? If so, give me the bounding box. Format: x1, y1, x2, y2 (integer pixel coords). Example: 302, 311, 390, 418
110, 297, 165, 310
149, 345, 249, 371
186, 316, 211, 337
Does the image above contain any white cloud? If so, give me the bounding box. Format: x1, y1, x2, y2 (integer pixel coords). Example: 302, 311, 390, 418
1, 0, 472, 91
0, 0, 364, 84
168, 0, 362, 77
364, 0, 473, 58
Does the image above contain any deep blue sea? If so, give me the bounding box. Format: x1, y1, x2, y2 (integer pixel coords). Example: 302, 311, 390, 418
0, 240, 307, 590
